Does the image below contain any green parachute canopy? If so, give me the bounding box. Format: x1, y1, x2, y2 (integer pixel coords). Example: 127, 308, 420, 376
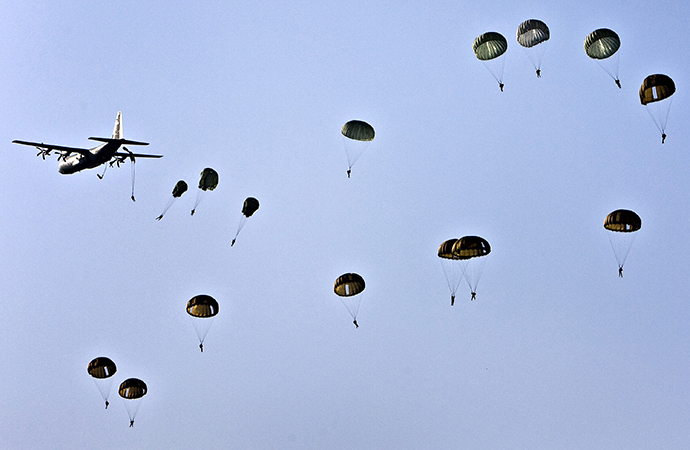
187, 295, 219, 351
172, 180, 188, 198
473, 32, 508, 61
156, 180, 189, 220
604, 209, 641, 232
186, 295, 219, 318
516, 19, 549, 48
87, 357, 117, 379
438, 238, 460, 260
334, 273, 365, 297
119, 377, 147, 425
87, 356, 117, 408
341, 120, 375, 142
333, 273, 366, 327
604, 209, 641, 276
198, 168, 219, 191
242, 197, 260, 218
452, 236, 491, 260
639, 74, 675, 105
119, 378, 147, 400
584, 28, 620, 59
640, 74, 675, 142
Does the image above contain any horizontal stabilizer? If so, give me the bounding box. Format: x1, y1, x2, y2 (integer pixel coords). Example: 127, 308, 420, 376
114, 152, 163, 159
89, 137, 149, 146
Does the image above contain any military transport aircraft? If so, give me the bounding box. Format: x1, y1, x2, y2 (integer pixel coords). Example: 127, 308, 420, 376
12, 111, 162, 200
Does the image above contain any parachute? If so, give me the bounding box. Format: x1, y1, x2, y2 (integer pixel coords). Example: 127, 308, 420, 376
187, 295, 219, 352
640, 74, 675, 143
334, 273, 365, 328
604, 209, 641, 277
473, 32, 508, 91
452, 236, 491, 300
584, 29, 621, 88
173, 180, 188, 197
191, 168, 218, 215
516, 19, 549, 77
438, 239, 464, 306
232, 197, 260, 247
156, 180, 188, 220
118, 378, 147, 427
341, 120, 375, 178
87, 357, 117, 409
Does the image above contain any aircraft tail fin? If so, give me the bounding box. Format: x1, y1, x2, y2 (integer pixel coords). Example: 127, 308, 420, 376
89, 111, 149, 145
112, 111, 122, 139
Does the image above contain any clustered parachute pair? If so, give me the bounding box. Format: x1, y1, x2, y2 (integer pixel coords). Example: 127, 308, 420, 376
87, 357, 147, 427
438, 236, 491, 306
474, 23, 675, 143
156, 168, 260, 247
156, 167, 218, 220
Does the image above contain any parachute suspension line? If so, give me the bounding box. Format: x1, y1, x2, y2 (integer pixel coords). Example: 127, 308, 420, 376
463, 257, 488, 300
231, 216, 248, 246
156, 197, 175, 221
596, 56, 620, 85
92, 378, 114, 405
188, 315, 215, 348
130, 157, 136, 202
482, 57, 506, 88
341, 140, 370, 174
121, 397, 143, 424
440, 260, 465, 300
191, 191, 205, 216
646, 96, 673, 136
523, 45, 547, 75
339, 293, 363, 322
608, 232, 637, 271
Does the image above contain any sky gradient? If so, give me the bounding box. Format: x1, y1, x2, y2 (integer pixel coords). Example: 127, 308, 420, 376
1, 1, 689, 449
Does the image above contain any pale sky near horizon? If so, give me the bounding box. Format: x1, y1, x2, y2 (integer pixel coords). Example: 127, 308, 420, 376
1, 1, 690, 449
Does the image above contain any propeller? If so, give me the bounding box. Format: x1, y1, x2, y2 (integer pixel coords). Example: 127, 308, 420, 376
35, 147, 51, 160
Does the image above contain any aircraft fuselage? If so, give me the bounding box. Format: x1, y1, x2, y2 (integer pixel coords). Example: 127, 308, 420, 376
58, 142, 119, 174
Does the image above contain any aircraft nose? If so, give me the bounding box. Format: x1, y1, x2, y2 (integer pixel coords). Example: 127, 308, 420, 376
58, 162, 75, 174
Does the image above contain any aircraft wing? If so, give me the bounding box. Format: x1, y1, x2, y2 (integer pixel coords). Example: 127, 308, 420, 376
11, 140, 92, 155
114, 151, 163, 158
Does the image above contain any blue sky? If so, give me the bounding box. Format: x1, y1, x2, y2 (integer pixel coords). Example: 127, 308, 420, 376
1, 1, 689, 449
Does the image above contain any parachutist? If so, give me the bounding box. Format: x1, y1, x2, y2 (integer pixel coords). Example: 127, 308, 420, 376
105, 401, 109, 409
499, 83, 504, 92
191, 209, 196, 216
662, 133, 667, 144
536, 69, 541, 78
451, 294, 455, 306
130, 420, 134, 427
353, 319, 359, 329
619, 267, 623, 278
131, 195, 136, 202
347, 169, 351, 178
156, 215, 163, 221
231, 239, 236, 247
199, 343, 204, 352
615, 79, 621, 89
471, 292, 476, 301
